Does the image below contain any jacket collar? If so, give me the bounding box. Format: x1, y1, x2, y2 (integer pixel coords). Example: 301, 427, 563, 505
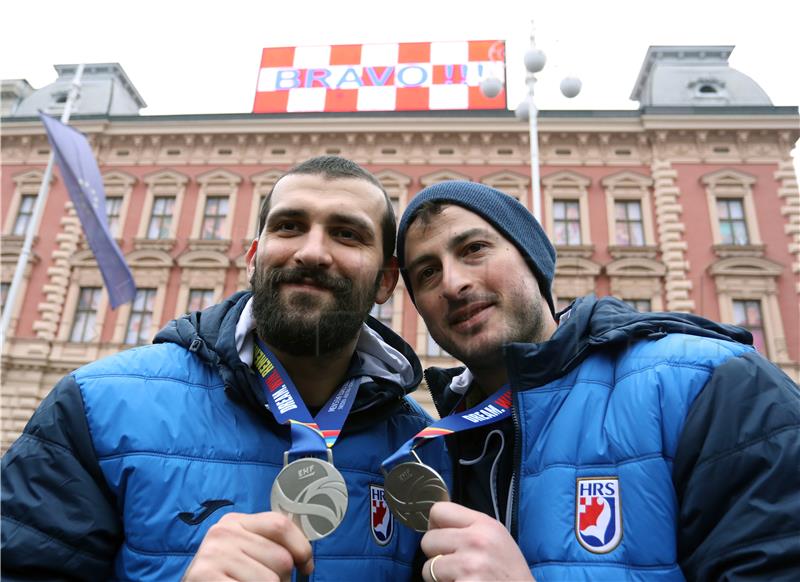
425, 294, 753, 416
154, 291, 424, 422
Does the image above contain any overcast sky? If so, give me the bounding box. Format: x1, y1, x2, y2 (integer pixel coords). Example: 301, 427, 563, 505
3, 0, 798, 115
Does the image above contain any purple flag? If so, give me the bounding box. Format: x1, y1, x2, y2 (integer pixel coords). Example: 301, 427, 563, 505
39, 113, 136, 309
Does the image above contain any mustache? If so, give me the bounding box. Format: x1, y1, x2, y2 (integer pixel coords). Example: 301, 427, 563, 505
445, 293, 497, 322
265, 266, 352, 294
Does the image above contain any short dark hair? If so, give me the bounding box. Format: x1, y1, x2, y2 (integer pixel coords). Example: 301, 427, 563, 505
257, 156, 396, 262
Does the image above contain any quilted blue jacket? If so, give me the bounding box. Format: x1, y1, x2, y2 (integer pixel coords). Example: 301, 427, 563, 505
425, 296, 800, 581
2, 291, 448, 581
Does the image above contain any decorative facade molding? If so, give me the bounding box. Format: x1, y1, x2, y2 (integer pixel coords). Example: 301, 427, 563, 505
2, 109, 798, 450
773, 158, 800, 293
419, 169, 470, 186
33, 202, 80, 340
480, 170, 531, 209
651, 159, 694, 311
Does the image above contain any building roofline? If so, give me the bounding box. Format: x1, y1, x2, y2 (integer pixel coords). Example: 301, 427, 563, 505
53, 63, 147, 108
3, 105, 796, 126
630, 45, 735, 101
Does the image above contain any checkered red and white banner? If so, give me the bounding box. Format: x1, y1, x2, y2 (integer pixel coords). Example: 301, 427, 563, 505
253, 40, 506, 113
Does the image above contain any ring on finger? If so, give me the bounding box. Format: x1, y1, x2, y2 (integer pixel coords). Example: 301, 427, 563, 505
429, 554, 443, 582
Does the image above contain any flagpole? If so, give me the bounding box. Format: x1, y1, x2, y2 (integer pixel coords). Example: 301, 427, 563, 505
1, 64, 85, 344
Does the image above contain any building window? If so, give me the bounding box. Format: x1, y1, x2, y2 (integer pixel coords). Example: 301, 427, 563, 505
0, 282, 9, 308
106, 196, 123, 237
614, 200, 645, 246
732, 299, 766, 354
717, 198, 749, 245
370, 295, 394, 328
426, 331, 445, 358
255, 193, 267, 235
125, 288, 157, 345
623, 298, 652, 312
12, 194, 36, 235
200, 196, 229, 240
553, 200, 582, 245
187, 288, 215, 313
69, 286, 102, 342
147, 196, 175, 239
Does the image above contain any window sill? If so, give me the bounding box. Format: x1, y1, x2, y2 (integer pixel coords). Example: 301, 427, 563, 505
712, 244, 765, 258
608, 245, 658, 260
134, 238, 176, 252
187, 239, 232, 253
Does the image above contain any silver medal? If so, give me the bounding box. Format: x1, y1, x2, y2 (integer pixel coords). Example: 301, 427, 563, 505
384, 460, 450, 532
270, 454, 348, 540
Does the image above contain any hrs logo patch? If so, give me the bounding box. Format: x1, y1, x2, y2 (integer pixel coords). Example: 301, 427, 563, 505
370, 485, 394, 546
575, 477, 622, 553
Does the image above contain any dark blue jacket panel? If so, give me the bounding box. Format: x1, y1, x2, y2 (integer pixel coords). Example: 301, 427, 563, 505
673, 351, 800, 580
1, 374, 122, 581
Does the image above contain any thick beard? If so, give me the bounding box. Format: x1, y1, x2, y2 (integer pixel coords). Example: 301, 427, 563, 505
251, 262, 381, 357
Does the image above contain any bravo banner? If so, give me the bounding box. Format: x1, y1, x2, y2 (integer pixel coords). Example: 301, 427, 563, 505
253, 40, 506, 113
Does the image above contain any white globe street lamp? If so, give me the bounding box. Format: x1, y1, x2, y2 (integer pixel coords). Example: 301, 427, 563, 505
479, 77, 504, 99
480, 23, 581, 222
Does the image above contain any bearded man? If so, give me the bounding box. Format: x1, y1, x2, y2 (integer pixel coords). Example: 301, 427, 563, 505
2, 156, 447, 581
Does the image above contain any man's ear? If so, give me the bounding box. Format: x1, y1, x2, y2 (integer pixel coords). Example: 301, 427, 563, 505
245, 239, 258, 281
375, 256, 399, 304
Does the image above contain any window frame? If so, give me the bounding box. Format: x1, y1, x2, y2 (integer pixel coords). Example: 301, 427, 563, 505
710, 256, 788, 363
68, 286, 103, 343
715, 197, 750, 245
102, 171, 136, 239
136, 170, 188, 242
552, 198, 583, 246
702, 169, 761, 247
192, 169, 241, 242
124, 287, 158, 345
199, 195, 230, 240
542, 171, 592, 248
602, 171, 656, 250
186, 288, 216, 313
731, 298, 767, 355
146, 195, 176, 239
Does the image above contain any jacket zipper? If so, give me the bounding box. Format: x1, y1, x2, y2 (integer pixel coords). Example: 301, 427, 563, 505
509, 388, 522, 540
423, 369, 449, 420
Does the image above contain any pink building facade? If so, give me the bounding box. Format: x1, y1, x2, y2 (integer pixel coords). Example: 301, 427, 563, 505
2, 50, 799, 449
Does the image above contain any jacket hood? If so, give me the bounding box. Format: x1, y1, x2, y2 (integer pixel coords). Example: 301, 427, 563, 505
426, 294, 753, 414
154, 291, 424, 423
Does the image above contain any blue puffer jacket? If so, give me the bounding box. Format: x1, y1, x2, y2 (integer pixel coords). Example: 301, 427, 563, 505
425, 296, 800, 581
2, 291, 449, 581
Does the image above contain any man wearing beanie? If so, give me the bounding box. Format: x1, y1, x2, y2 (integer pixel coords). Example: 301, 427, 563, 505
397, 181, 800, 581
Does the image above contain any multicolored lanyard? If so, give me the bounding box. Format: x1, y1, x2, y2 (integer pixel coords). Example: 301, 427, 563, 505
382, 386, 512, 471
254, 337, 365, 461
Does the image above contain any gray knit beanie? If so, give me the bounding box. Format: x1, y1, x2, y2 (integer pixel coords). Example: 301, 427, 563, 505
397, 181, 557, 317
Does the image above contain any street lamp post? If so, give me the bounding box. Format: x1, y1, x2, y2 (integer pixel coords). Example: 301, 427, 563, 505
480, 24, 581, 222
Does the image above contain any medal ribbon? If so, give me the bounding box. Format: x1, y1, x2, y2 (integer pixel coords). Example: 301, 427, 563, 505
254, 338, 365, 458
381, 386, 512, 471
